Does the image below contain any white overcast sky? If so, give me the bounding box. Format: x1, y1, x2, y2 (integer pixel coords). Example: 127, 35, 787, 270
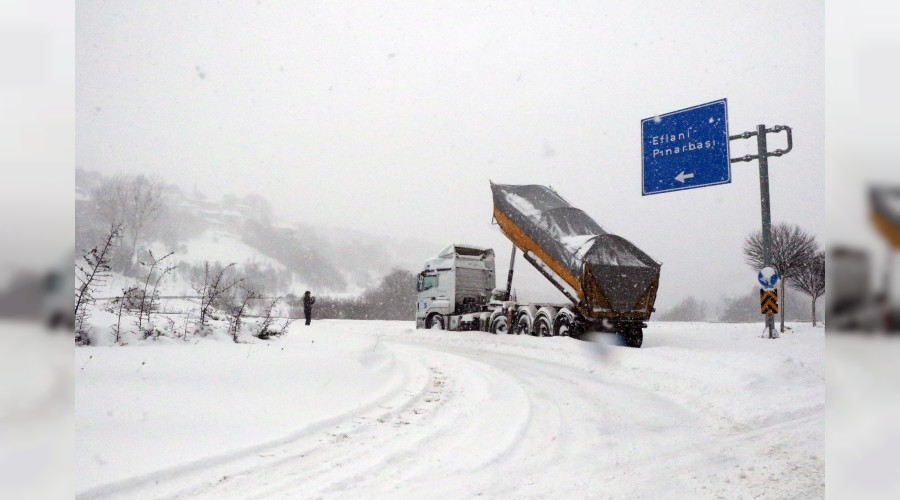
75, 1, 825, 309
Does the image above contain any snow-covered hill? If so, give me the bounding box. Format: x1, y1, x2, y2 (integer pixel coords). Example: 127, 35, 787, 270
154, 230, 286, 272
76, 170, 439, 297
75, 321, 824, 499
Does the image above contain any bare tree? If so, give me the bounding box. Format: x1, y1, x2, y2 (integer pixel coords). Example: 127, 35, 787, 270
75, 223, 123, 344
744, 223, 820, 332
788, 251, 826, 326
192, 262, 244, 329
92, 175, 164, 271
137, 250, 176, 332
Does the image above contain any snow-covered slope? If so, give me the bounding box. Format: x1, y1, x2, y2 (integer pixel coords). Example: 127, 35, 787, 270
141, 227, 435, 296
143, 229, 301, 296
152, 230, 286, 271
76, 171, 439, 296
75, 322, 823, 499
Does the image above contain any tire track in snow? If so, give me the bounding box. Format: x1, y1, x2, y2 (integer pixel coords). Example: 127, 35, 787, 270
205, 343, 532, 499
242, 336, 707, 499
357, 335, 822, 499
122, 340, 530, 499
420, 343, 707, 498
312, 345, 533, 498
76, 351, 424, 500
447, 341, 823, 499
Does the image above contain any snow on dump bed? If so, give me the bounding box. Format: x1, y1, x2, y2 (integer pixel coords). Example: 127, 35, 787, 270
560, 234, 597, 260
503, 191, 544, 216
76, 321, 823, 499
588, 236, 651, 267
560, 234, 648, 267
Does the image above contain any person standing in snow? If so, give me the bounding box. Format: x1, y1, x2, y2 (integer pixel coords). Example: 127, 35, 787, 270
302, 290, 316, 326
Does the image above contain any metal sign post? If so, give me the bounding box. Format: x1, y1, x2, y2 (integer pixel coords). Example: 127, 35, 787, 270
639, 100, 793, 339
730, 125, 793, 339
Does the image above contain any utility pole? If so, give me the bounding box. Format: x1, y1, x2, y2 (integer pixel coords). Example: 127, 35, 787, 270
730, 124, 792, 339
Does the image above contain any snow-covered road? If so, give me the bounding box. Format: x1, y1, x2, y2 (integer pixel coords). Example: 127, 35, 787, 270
76, 321, 823, 499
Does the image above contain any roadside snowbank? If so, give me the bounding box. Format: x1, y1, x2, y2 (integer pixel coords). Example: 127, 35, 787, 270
76, 323, 400, 493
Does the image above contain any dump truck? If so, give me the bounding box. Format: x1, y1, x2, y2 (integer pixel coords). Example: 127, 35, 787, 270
415, 183, 661, 347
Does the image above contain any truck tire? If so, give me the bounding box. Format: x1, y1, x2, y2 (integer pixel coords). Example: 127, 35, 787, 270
620, 328, 643, 348
553, 310, 575, 337
490, 315, 511, 334
534, 307, 557, 336
533, 316, 552, 337
427, 314, 445, 330
515, 314, 533, 335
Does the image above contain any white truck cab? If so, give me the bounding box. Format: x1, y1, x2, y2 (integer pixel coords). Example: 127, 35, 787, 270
415, 244, 495, 330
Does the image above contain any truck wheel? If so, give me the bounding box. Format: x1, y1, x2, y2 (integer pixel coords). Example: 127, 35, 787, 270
553, 313, 573, 337
427, 314, 445, 330
490, 315, 510, 334
534, 316, 553, 337
515, 315, 533, 335
620, 328, 643, 348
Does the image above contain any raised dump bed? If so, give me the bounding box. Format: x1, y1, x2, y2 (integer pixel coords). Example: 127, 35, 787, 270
490, 183, 661, 324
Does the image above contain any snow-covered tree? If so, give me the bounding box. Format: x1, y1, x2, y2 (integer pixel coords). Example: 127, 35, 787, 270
788, 251, 825, 326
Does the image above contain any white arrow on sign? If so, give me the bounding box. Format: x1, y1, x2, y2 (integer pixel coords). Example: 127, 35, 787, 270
675, 171, 695, 183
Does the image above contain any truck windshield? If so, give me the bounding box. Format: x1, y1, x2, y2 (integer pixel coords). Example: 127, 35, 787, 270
421, 274, 439, 291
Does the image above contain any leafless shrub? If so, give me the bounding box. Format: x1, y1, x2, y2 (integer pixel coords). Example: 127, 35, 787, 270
182, 309, 196, 340
228, 287, 259, 342
138, 250, 177, 335
256, 297, 281, 339
276, 317, 296, 337
75, 223, 123, 345
111, 285, 139, 344
192, 262, 244, 328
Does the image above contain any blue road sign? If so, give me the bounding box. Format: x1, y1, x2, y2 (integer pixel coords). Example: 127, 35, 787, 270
641, 99, 731, 196
758, 266, 779, 288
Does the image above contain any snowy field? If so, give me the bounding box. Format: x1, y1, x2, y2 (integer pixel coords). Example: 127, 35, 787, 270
75, 321, 824, 499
